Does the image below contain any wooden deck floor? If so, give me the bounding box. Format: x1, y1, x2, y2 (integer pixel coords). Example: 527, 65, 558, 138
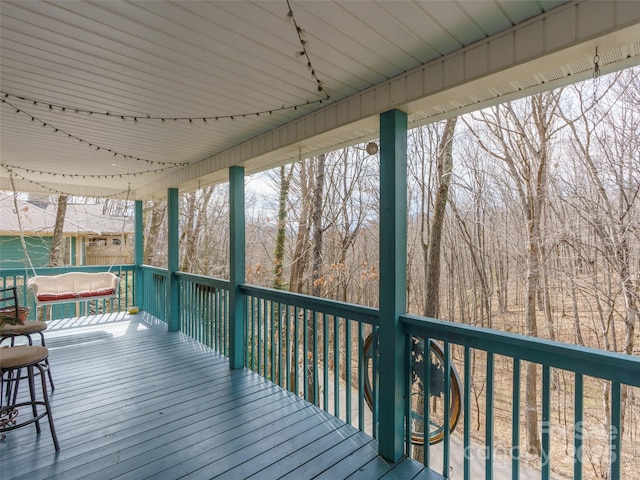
1, 313, 440, 480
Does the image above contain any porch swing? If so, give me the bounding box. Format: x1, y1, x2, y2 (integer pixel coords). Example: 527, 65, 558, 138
6, 174, 124, 321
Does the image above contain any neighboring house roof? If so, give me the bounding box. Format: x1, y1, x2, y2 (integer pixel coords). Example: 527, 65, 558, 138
0, 192, 133, 236
44, 203, 134, 236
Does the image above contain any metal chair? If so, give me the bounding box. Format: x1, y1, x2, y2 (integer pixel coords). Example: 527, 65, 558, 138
0, 287, 54, 390
0, 345, 59, 450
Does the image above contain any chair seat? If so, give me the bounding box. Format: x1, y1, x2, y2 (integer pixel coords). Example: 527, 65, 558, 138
0, 345, 49, 369
0, 321, 48, 336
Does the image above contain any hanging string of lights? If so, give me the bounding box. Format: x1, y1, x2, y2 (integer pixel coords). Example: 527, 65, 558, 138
1, 161, 183, 180
3, 165, 133, 200
2, 99, 188, 167
286, 0, 330, 100
1, 91, 327, 123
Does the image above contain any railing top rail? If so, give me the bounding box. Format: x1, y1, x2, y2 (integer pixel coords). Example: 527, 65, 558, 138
176, 271, 230, 290
139, 265, 169, 275
241, 284, 379, 326
402, 314, 640, 387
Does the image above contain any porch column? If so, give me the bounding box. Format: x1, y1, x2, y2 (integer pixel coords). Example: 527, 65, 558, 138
167, 188, 180, 332
229, 166, 245, 369
378, 108, 408, 462
134, 200, 144, 310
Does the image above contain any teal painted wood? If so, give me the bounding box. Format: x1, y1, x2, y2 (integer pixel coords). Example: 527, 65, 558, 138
303, 308, 308, 400
229, 166, 246, 369
404, 334, 412, 455
334, 314, 340, 418
241, 288, 376, 442
313, 310, 319, 406
378, 108, 408, 462
240, 284, 378, 324
542, 365, 551, 480
140, 265, 167, 321
167, 188, 179, 332
464, 346, 472, 480
294, 306, 300, 395
512, 358, 521, 480
134, 200, 143, 307
323, 312, 329, 410
1, 313, 434, 480
346, 316, 352, 425
402, 315, 640, 386
176, 273, 229, 353
358, 322, 365, 431
424, 336, 431, 465
443, 340, 451, 475
610, 382, 621, 480
486, 351, 494, 480
574, 374, 583, 480
403, 315, 640, 479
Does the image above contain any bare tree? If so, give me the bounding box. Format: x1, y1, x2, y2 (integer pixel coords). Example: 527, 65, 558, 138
468, 90, 564, 455
48, 195, 68, 267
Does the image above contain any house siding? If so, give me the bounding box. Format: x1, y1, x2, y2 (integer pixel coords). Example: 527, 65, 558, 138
0, 235, 53, 268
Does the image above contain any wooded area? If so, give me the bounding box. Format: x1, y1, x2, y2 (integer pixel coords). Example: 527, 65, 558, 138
138, 69, 638, 478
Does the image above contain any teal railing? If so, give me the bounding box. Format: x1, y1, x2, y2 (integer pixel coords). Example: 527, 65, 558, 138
177, 272, 230, 354
18, 262, 635, 478
139, 265, 168, 322
240, 284, 379, 437
0, 265, 135, 320
402, 315, 640, 480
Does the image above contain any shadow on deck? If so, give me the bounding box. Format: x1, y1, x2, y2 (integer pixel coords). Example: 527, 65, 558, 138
1, 313, 440, 479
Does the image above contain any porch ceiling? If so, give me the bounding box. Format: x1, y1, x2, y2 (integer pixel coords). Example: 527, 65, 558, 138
1, 1, 639, 200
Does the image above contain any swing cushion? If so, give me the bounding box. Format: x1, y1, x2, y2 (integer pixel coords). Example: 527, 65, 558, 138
28, 272, 119, 304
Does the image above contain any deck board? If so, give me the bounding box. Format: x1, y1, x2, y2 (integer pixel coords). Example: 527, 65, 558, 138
1, 313, 435, 479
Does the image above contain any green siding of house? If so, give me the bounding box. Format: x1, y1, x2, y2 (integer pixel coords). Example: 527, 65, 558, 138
0, 235, 53, 268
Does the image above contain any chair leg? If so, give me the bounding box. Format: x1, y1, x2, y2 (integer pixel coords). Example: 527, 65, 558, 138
37, 332, 55, 390
36, 363, 59, 451
27, 365, 42, 434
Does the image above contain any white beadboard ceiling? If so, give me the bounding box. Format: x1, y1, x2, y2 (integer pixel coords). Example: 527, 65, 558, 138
1, 0, 639, 200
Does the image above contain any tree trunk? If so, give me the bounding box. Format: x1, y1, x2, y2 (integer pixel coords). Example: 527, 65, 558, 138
288, 161, 312, 294
424, 117, 457, 318
144, 200, 167, 266
274, 165, 293, 289
48, 195, 68, 267
309, 154, 325, 400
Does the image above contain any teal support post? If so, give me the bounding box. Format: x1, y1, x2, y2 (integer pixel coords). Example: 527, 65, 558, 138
229, 166, 246, 369
134, 200, 144, 310
167, 188, 180, 332
378, 108, 408, 462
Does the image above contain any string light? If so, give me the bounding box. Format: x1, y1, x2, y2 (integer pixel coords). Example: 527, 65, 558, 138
1, 99, 188, 167
0, 91, 327, 122
1, 162, 182, 179
286, 0, 330, 99
2, 165, 132, 199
